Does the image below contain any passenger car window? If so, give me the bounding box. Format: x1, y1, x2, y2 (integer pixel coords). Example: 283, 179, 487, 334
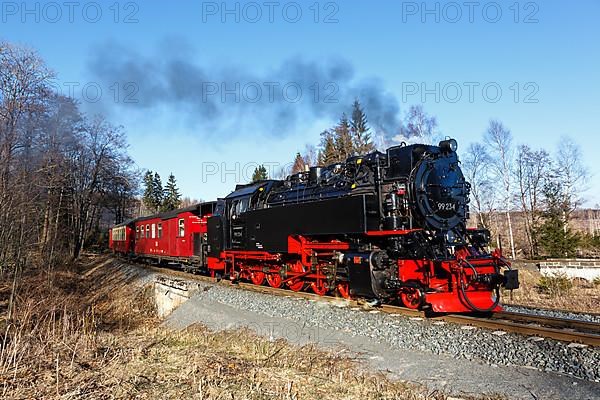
158, 223, 162, 239
178, 219, 185, 237
151, 224, 156, 239
146, 224, 150, 238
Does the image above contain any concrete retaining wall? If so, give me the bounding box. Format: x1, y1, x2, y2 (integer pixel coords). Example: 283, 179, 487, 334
154, 276, 200, 318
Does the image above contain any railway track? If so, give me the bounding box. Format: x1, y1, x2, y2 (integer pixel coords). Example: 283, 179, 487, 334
125, 259, 600, 347
503, 302, 600, 318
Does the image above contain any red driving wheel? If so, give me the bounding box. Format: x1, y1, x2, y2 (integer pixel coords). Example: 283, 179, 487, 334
287, 279, 304, 292
250, 270, 265, 286
400, 288, 422, 309
266, 272, 283, 288
287, 261, 305, 292
311, 279, 328, 296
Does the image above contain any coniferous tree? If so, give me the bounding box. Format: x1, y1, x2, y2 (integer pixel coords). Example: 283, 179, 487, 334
350, 99, 375, 154
539, 181, 581, 257
142, 170, 155, 213
318, 130, 338, 165
152, 172, 163, 212
334, 113, 353, 161
251, 165, 268, 182
162, 173, 182, 211
291, 152, 307, 174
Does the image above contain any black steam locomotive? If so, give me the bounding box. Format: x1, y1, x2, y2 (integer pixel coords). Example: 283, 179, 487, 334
111, 138, 518, 312
204, 139, 518, 312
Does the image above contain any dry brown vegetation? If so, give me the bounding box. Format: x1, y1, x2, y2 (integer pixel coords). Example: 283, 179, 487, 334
503, 268, 600, 314
0, 257, 156, 398
0, 256, 504, 399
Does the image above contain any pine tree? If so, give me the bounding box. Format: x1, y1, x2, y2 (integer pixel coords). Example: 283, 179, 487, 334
162, 173, 182, 211
318, 130, 338, 165
152, 172, 163, 212
291, 152, 306, 174
334, 113, 353, 161
350, 99, 374, 154
252, 165, 268, 182
539, 181, 581, 257
142, 170, 155, 214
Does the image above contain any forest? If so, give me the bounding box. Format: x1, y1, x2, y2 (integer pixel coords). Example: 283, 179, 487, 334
0, 41, 138, 274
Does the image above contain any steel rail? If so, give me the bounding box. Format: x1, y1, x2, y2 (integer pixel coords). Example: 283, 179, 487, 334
503, 302, 600, 317
440, 314, 600, 347
492, 311, 600, 335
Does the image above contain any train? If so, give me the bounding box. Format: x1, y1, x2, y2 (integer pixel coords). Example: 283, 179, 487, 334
109, 139, 519, 313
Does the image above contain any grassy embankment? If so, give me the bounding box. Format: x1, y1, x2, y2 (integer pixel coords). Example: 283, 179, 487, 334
0, 255, 504, 399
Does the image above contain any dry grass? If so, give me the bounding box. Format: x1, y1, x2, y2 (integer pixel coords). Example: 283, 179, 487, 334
0, 257, 157, 398
92, 326, 445, 400
0, 256, 504, 399
503, 268, 600, 313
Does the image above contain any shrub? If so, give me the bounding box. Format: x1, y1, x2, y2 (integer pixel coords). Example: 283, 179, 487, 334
536, 273, 573, 296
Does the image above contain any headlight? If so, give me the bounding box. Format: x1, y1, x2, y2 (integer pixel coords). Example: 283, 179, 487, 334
439, 139, 458, 152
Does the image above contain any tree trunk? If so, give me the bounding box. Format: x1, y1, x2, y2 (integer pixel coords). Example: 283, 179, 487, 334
506, 210, 516, 259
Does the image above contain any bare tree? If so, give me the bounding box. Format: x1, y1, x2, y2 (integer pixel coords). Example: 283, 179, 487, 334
395, 105, 441, 145
67, 115, 130, 258
554, 136, 588, 232
302, 144, 318, 167
0, 40, 139, 323
180, 197, 203, 208
485, 120, 516, 258
514, 145, 552, 257
462, 143, 495, 229
0, 42, 54, 272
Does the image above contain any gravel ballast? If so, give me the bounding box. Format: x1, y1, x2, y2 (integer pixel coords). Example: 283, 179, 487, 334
170, 279, 600, 383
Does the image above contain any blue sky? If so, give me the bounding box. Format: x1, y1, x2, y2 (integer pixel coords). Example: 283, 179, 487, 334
3, 0, 599, 205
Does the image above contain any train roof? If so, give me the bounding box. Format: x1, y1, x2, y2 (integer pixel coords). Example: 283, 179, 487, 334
225, 180, 279, 199
113, 201, 217, 227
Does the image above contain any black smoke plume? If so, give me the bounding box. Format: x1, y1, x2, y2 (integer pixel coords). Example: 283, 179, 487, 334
87, 40, 402, 140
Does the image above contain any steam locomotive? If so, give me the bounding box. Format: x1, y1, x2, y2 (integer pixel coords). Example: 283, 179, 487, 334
110, 139, 519, 313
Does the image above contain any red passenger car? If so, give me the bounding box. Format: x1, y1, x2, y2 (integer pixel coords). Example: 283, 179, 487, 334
109, 202, 216, 268
109, 224, 133, 254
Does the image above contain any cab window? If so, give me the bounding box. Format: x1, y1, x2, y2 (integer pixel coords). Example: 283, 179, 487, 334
239, 197, 249, 213
136, 226, 139, 239
140, 225, 144, 238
